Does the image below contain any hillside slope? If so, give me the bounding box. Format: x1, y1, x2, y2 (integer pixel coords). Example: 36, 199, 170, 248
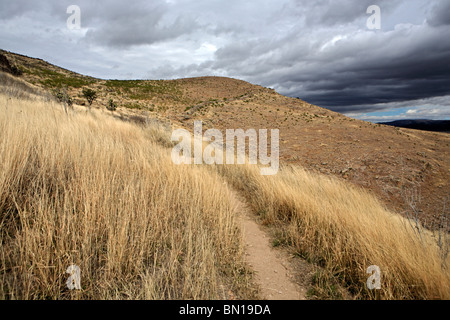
1, 49, 449, 231
1, 63, 450, 299
1, 90, 448, 300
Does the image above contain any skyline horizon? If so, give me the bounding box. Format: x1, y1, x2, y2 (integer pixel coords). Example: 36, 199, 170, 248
1, 45, 449, 124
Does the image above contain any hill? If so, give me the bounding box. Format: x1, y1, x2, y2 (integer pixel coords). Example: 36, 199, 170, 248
1, 52, 449, 300
1, 48, 449, 232
380, 119, 450, 133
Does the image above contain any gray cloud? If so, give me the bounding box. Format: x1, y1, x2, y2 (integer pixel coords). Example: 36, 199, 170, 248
298, 0, 396, 27
0, 0, 449, 119
82, 1, 202, 47
428, 0, 450, 26
0, 0, 39, 19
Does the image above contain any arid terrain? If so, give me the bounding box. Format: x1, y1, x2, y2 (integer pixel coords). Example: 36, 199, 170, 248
2, 49, 448, 231
1, 49, 449, 300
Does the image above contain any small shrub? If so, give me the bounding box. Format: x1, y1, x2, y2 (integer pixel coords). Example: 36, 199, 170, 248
82, 88, 97, 108
53, 88, 73, 113
107, 98, 117, 112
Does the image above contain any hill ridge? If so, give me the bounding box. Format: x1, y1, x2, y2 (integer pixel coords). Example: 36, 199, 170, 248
1, 48, 449, 231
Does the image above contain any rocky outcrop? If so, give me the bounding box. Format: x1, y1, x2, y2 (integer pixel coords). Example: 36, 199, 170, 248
0, 52, 22, 76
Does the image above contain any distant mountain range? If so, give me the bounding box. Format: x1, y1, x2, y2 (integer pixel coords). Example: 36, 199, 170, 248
379, 119, 450, 133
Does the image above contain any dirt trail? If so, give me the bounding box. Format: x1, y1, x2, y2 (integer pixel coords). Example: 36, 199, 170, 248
230, 190, 309, 300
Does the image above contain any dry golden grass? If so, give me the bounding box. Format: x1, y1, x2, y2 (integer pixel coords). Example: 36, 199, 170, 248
214, 164, 450, 299
0, 93, 252, 299
3, 49, 450, 232
1, 87, 448, 300
0, 72, 47, 100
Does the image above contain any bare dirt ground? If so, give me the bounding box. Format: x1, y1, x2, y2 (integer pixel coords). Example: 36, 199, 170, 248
230, 190, 315, 300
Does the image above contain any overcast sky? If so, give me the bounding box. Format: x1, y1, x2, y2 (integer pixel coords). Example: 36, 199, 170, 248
1, 0, 449, 121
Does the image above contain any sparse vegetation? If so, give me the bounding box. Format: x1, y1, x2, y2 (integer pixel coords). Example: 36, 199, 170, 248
0, 72, 44, 100
107, 98, 117, 112
53, 87, 73, 113
123, 102, 145, 110
105, 79, 182, 101
1, 50, 449, 300
26, 67, 95, 89
82, 88, 97, 109
214, 163, 450, 299
0, 93, 254, 300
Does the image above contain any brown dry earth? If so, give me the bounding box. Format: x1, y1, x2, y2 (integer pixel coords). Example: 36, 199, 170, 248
173, 79, 450, 232
230, 190, 313, 300
3, 49, 449, 231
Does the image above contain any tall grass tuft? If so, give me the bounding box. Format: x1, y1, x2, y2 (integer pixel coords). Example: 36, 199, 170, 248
0, 93, 251, 299
215, 164, 450, 299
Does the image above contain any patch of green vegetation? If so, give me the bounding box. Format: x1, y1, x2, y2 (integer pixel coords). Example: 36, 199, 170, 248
307, 270, 345, 300
107, 99, 117, 112
105, 79, 183, 101
82, 88, 97, 107
123, 102, 146, 110
22, 66, 56, 77
38, 68, 60, 77
25, 66, 94, 89
41, 76, 93, 89
105, 79, 142, 88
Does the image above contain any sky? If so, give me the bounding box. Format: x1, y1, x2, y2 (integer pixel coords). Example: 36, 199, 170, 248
0, 0, 449, 122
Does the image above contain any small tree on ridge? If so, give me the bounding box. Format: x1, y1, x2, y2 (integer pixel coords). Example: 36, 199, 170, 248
82, 88, 97, 110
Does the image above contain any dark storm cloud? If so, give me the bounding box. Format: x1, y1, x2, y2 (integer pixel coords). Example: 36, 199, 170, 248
291, 26, 450, 113
81, 1, 201, 47
186, 1, 450, 114
290, 31, 450, 112
0, 0, 449, 117
0, 0, 201, 47
298, 0, 395, 27
427, 0, 450, 26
